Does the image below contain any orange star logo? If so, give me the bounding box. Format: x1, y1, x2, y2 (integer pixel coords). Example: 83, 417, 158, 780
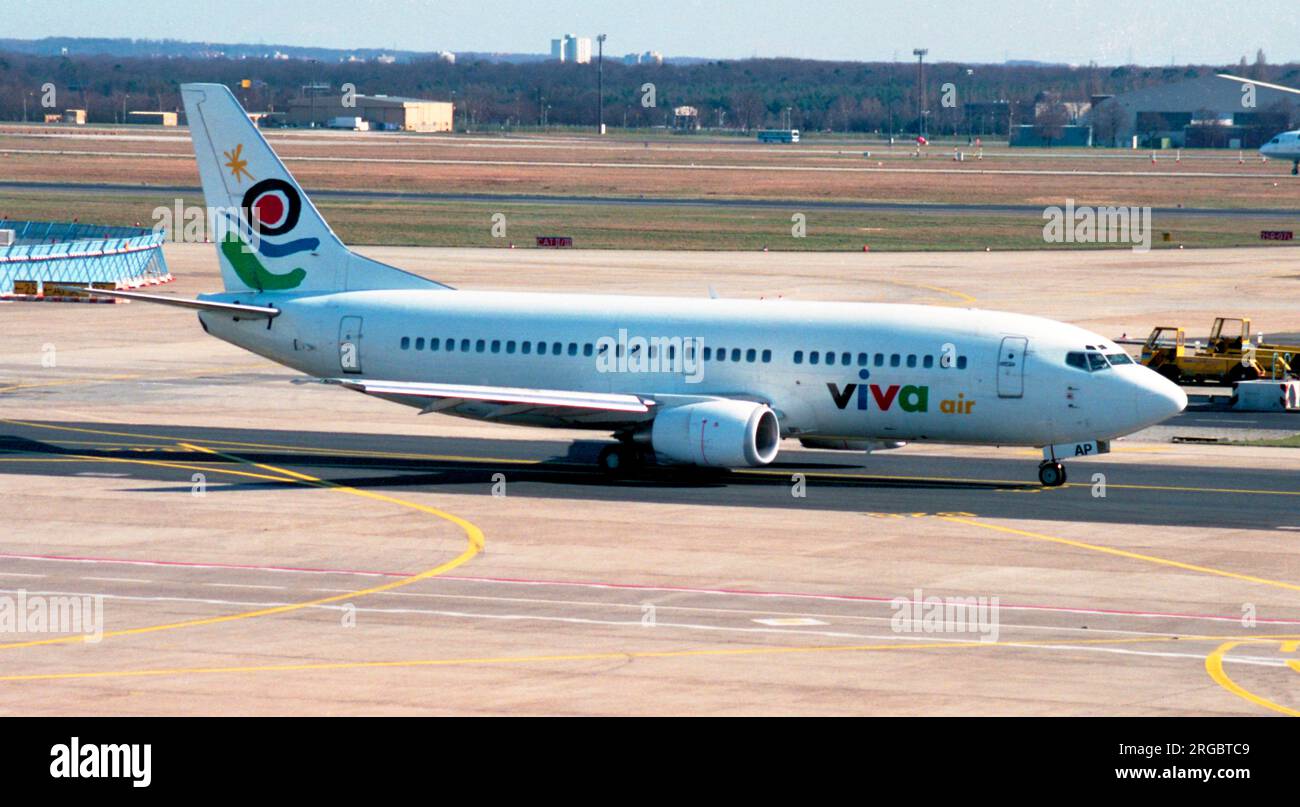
223, 144, 254, 183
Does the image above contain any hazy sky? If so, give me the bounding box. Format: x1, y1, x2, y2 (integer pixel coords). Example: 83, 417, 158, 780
8, 0, 1298, 64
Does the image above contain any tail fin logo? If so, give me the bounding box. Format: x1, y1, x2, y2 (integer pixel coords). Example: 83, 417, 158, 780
223, 143, 254, 183
219, 178, 318, 291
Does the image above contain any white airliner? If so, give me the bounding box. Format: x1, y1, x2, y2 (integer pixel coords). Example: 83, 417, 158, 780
83, 83, 1187, 487
1259, 129, 1300, 175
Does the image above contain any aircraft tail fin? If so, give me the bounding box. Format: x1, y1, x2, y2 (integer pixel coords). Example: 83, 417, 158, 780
180, 83, 446, 294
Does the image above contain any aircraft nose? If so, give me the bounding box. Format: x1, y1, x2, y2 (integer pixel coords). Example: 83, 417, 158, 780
1134, 368, 1187, 425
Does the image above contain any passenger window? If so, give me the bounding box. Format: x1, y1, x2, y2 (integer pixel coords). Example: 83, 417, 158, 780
810, 351, 820, 365
538, 342, 548, 356
584, 344, 594, 357
890, 354, 901, 367
400, 337, 410, 350
746, 348, 757, 362
445, 338, 455, 353
874, 353, 885, 367
553, 342, 562, 355
857, 353, 868, 367
475, 339, 485, 353
522, 342, 532, 355
923, 355, 933, 368
731, 348, 741, 362
415, 337, 425, 350
491, 340, 500, 353
506, 340, 516, 354
793, 350, 803, 364
568, 342, 578, 356
841, 352, 851, 366
460, 339, 470, 352
430, 338, 440, 351
761, 349, 772, 363
906, 354, 917, 368
704, 347, 713, 361
956, 356, 967, 370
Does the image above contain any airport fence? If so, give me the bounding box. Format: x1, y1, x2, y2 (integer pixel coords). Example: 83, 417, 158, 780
0, 224, 170, 296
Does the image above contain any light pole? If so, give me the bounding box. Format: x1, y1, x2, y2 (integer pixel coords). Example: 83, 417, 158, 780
912, 48, 928, 138
596, 33, 607, 134
122, 93, 129, 125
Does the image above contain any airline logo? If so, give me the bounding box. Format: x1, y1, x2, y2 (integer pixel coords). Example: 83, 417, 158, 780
827, 370, 929, 413
219, 169, 318, 290
826, 370, 976, 415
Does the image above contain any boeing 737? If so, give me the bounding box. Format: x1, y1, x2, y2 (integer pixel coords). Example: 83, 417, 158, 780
1260, 128, 1300, 175
80, 83, 1187, 487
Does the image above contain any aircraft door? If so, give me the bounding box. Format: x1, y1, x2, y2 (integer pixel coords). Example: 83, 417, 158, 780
997, 336, 1027, 398
339, 316, 363, 374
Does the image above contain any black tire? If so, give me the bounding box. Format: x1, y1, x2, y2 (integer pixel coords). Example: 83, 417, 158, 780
1225, 364, 1260, 384
1156, 364, 1182, 384
597, 444, 642, 477
1037, 462, 1066, 487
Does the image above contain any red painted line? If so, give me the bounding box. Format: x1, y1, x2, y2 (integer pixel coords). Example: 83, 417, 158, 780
1, 550, 1296, 625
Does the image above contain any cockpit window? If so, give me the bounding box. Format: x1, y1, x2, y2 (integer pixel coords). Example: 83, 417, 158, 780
1067, 351, 1114, 372
1105, 352, 1134, 365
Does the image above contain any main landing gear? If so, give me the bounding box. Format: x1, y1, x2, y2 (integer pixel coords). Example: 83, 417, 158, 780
597, 442, 649, 477
1037, 461, 1067, 487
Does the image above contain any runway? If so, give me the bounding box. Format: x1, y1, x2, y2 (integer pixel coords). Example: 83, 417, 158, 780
2, 418, 1297, 530
2, 179, 1297, 219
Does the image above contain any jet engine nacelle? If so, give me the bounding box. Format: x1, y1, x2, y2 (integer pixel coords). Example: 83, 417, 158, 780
651, 400, 780, 467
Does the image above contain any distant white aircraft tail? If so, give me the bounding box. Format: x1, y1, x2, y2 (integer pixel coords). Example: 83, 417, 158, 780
180, 82, 445, 294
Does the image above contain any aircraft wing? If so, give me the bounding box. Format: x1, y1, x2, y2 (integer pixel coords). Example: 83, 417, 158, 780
325, 378, 655, 416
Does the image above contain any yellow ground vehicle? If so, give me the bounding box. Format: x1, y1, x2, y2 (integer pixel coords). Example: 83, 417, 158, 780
1205, 317, 1297, 376
1140, 318, 1294, 384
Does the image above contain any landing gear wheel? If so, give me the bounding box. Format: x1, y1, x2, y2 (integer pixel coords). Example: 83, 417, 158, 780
597, 443, 642, 477
1037, 461, 1066, 487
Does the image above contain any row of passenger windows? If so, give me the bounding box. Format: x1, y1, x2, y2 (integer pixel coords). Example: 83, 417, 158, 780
400, 336, 594, 356
793, 350, 967, 370
397, 336, 964, 370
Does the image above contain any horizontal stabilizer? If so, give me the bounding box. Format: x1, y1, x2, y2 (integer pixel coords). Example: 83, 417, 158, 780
46, 286, 280, 318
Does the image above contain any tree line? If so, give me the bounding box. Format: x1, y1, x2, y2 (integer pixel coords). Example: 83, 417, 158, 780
1, 49, 1296, 136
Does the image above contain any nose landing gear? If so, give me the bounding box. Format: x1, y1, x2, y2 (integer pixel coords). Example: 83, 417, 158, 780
1037, 461, 1067, 487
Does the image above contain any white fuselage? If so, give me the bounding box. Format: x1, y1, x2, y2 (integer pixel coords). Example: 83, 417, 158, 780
197, 288, 1186, 448
1260, 130, 1300, 164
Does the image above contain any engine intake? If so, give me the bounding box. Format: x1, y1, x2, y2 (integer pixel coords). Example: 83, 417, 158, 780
650, 400, 780, 467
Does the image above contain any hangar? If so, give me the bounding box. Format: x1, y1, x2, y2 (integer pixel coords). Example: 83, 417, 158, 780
285, 93, 454, 132
1090, 73, 1298, 148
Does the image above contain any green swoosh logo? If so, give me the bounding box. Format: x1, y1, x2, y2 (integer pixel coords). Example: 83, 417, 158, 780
221, 232, 307, 291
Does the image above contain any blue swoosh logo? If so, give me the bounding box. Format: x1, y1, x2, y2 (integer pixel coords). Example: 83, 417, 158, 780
257, 237, 319, 258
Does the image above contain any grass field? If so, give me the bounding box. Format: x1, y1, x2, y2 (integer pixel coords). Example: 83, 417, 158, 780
3, 124, 1300, 251
4, 188, 1300, 252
